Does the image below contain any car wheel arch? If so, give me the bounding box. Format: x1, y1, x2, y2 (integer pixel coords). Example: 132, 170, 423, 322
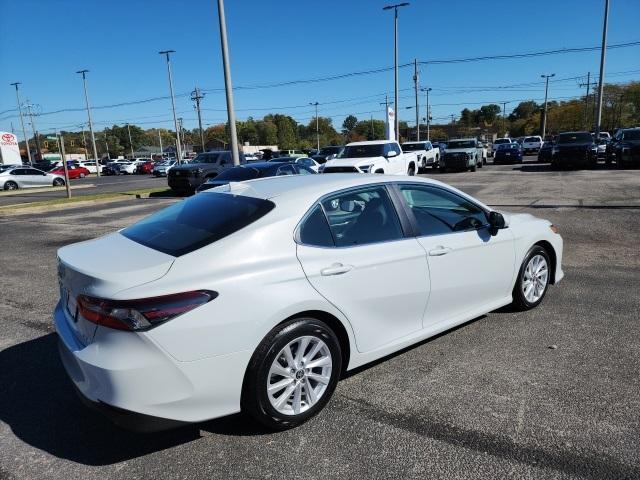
534, 240, 557, 284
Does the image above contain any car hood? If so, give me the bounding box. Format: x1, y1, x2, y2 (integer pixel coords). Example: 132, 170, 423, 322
498, 211, 545, 229
325, 156, 384, 167
444, 148, 474, 154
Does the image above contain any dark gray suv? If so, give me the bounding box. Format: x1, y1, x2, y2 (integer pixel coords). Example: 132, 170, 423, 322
168, 151, 246, 193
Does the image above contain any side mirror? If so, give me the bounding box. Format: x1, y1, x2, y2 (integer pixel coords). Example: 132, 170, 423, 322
488, 211, 506, 236
387, 150, 398, 158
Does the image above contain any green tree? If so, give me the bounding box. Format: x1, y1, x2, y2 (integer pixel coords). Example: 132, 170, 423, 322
342, 115, 358, 135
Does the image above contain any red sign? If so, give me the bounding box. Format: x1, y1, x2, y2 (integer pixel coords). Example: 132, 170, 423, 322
1, 133, 14, 143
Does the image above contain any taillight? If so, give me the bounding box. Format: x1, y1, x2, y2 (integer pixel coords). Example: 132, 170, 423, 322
77, 290, 217, 331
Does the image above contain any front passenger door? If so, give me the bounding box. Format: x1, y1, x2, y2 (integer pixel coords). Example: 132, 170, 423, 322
396, 183, 515, 327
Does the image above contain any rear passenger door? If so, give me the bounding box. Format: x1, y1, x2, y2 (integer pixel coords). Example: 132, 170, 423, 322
296, 184, 430, 353
396, 183, 515, 327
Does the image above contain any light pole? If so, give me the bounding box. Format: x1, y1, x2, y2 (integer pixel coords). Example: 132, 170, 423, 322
595, 0, 609, 139
541, 73, 555, 139
159, 50, 183, 163
9, 82, 31, 165
421, 87, 432, 140
215, 0, 240, 166
310, 102, 319, 150
413, 58, 419, 141
76, 69, 100, 177
383, 2, 409, 141
127, 123, 135, 159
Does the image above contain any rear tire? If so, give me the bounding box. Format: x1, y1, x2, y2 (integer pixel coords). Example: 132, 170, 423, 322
242, 317, 342, 430
4, 181, 18, 190
53, 178, 65, 187
511, 246, 551, 311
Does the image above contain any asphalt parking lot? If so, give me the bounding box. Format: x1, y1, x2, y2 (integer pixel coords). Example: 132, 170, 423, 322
1, 158, 639, 479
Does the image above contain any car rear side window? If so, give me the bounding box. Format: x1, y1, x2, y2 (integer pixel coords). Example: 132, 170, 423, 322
121, 192, 275, 256
299, 205, 334, 247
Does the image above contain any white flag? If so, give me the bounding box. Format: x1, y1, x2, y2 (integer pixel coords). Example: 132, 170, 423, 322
386, 107, 395, 140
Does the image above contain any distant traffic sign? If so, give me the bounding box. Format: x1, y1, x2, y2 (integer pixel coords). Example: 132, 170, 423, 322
46, 136, 57, 141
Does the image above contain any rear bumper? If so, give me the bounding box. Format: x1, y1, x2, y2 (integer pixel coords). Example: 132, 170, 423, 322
168, 176, 201, 190
54, 301, 251, 427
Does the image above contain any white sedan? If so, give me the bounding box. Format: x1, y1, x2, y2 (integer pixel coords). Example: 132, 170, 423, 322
1, 166, 65, 190
54, 174, 563, 431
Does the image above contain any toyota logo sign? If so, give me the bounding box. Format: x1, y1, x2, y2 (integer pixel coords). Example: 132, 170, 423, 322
1, 133, 14, 143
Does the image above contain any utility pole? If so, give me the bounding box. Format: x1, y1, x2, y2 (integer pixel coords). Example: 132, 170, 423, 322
579, 72, 595, 129
126, 123, 135, 159
10, 82, 32, 165
413, 58, 419, 141
309, 102, 319, 150
380, 95, 390, 140
104, 128, 110, 159
25, 101, 41, 159
501, 101, 508, 136
177, 117, 185, 150
76, 70, 100, 177
370, 115, 374, 140
541, 73, 555, 139
215, 0, 240, 166
383, 2, 409, 141
159, 50, 183, 163
421, 87, 432, 140
80, 124, 88, 158
595, 0, 609, 139
191, 87, 206, 153
158, 130, 163, 158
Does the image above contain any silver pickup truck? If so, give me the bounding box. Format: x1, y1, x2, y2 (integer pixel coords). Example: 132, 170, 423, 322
439, 138, 484, 172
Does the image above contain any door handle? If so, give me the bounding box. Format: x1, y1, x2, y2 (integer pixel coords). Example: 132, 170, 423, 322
428, 246, 452, 256
320, 263, 353, 276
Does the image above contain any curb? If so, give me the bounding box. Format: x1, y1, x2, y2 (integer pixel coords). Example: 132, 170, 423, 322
0, 184, 96, 196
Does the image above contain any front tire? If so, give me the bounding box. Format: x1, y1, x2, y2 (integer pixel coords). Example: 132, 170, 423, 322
52, 178, 65, 187
242, 317, 342, 430
511, 246, 551, 311
408, 164, 416, 176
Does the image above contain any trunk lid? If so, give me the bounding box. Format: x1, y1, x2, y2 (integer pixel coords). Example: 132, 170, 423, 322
57, 233, 175, 345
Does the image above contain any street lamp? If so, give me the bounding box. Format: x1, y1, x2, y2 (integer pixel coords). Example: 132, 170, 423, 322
158, 50, 183, 163
541, 73, 555, 139
9, 82, 31, 165
76, 69, 100, 176
215, 0, 240, 166
421, 87, 432, 140
383, 2, 409, 141
595, 0, 609, 139
309, 102, 319, 151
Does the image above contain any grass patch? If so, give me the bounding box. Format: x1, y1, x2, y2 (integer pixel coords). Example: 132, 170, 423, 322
0, 187, 174, 211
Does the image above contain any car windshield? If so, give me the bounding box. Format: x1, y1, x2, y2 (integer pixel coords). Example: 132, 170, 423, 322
557, 132, 593, 144
212, 167, 260, 182
319, 146, 341, 155
401, 143, 426, 151
191, 153, 222, 164
339, 144, 385, 158
494, 139, 511, 145
447, 140, 475, 149
624, 130, 640, 140
121, 192, 275, 257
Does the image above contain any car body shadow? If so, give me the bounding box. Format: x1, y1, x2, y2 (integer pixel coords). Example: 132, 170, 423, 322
0, 333, 268, 466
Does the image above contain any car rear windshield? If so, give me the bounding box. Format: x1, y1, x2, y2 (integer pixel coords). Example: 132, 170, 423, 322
524, 137, 539, 142
557, 132, 593, 144
401, 143, 426, 151
339, 144, 385, 158
447, 140, 475, 149
494, 139, 511, 144
319, 146, 341, 155
191, 152, 222, 164
121, 192, 275, 256
214, 167, 260, 181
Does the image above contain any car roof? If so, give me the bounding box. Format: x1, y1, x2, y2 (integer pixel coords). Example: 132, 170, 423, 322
346, 140, 396, 146
449, 138, 476, 141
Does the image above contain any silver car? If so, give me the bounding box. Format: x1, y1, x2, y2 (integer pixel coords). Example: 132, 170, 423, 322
0, 166, 65, 190
152, 160, 176, 177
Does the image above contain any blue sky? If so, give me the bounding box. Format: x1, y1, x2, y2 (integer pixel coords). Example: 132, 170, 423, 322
1, 0, 639, 136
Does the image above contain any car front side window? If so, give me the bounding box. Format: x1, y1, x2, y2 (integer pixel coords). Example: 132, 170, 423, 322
399, 184, 488, 236
320, 186, 403, 247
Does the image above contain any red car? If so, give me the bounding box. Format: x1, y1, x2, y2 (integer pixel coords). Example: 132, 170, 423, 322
50, 165, 91, 179
136, 160, 155, 174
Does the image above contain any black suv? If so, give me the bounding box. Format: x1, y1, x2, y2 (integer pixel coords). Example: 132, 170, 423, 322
168, 151, 246, 193
608, 128, 640, 168
551, 131, 597, 169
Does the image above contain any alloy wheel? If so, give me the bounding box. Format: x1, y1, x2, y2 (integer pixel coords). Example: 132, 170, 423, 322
522, 254, 549, 303
267, 335, 332, 416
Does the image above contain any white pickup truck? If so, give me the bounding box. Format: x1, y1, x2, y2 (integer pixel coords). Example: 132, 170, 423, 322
322, 140, 419, 175
401, 141, 440, 171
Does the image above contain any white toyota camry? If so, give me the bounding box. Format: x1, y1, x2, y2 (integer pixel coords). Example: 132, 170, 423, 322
54, 174, 563, 431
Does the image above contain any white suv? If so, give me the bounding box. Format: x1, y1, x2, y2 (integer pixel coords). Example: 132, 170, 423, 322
491, 138, 512, 157
522, 136, 544, 155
